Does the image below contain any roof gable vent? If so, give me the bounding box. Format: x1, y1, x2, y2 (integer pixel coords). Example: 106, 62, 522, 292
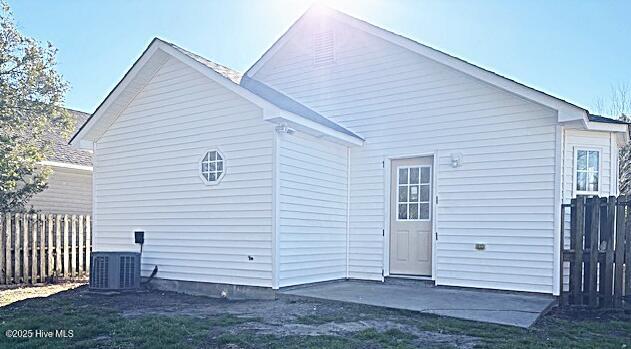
313, 31, 335, 66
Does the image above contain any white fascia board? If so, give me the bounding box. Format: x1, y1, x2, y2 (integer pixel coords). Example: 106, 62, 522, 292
585, 121, 630, 144
40, 161, 93, 171
70, 44, 162, 147
264, 112, 364, 146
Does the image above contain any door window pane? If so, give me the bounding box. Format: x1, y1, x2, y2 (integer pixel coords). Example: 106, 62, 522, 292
398, 186, 408, 202
420, 203, 430, 219
398, 168, 408, 184
409, 204, 419, 219
420, 167, 430, 183
398, 204, 407, 219
410, 167, 419, 184
409, 185, 419, 202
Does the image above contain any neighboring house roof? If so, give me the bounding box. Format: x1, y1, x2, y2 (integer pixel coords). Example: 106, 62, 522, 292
44, 109, 93, 167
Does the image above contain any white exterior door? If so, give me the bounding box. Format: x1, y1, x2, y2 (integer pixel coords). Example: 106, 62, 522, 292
389, 157, 433, 276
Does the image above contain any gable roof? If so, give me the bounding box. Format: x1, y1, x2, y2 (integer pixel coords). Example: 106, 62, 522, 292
164, 40, 362, 139
71, 38, 363, 147
42, 108, 92, 167
244, 5, 589, 124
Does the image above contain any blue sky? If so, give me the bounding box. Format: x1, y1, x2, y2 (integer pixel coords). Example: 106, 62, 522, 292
9, 0, 631, 115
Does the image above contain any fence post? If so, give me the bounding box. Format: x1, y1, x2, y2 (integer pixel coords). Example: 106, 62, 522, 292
571, 196, 586, 305
614, 195, 626, 307
588, 197, 600, 307
4, 213, 11, 284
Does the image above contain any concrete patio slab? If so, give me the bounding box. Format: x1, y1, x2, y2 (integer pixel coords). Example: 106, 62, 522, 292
280, 279, 556, 328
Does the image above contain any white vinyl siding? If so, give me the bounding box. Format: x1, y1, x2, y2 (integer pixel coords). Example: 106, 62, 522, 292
278, 131, 348, 287
28, 166, 92, 214
253, 17, 560, 293
94, 57, 275, 287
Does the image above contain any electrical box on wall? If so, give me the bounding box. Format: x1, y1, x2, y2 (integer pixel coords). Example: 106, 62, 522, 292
134, 231, 145, 244
475, 243, 486, 251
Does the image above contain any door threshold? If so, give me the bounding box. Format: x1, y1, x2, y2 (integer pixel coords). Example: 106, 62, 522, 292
388, 274, 432, 281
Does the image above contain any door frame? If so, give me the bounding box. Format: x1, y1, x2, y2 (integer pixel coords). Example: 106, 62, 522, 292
383, 151, 438, 280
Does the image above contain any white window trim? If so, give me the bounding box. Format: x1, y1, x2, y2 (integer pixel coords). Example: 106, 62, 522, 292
199, 149, 226, 186
572, 146, 602, 197
395, 165, 432, 222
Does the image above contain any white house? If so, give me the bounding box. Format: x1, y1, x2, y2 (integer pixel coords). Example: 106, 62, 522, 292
29, 109, 93, 214
71, 6, 628, 296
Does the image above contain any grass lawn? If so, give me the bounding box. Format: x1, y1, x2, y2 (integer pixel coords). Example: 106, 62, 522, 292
0, 284, 629, 349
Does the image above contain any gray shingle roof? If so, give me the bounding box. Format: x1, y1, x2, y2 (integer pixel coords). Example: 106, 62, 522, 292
240, 76, 363, 139
161, 39, 362, 140
160, 39, 243, 84
588, 113, 630, 125
45, 109, 93, 166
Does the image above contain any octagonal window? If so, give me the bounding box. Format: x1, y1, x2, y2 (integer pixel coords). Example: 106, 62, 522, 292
200, 150, 224, 185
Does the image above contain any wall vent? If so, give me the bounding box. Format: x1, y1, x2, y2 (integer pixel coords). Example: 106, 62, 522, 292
313, 31, 335, 66
89, 252, 141, 291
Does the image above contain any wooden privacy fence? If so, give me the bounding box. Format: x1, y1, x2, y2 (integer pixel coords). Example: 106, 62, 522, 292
561, 196, 630, 308
0, 213, 91, 285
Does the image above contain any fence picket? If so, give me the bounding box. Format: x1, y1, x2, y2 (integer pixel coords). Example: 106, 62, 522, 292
22, 214, 28, 283
63, 215, 69, 277
614, 196, 626, 307
14, 213, 20, 283
85, 216, 91, 277
31, 214, 37, 284
39, 214, 45, 283
588, 197, 600, 307
78, 216, 84, 276
601, 197, 616, 307
571, 196, 585, 305
55, 215, 62, 276
0, 215, 4, 284
4, 213, 11, 284
625, 204, 631, 299
71, 215, 77, 278
47, 215, 53, 279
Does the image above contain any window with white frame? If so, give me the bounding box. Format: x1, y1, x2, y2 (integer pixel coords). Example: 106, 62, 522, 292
575, 149, 599, 194
397, 166, 431, 220
200, 150, 224, 184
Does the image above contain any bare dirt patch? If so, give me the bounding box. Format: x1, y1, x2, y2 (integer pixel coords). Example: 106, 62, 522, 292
0, 283, 84, 307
